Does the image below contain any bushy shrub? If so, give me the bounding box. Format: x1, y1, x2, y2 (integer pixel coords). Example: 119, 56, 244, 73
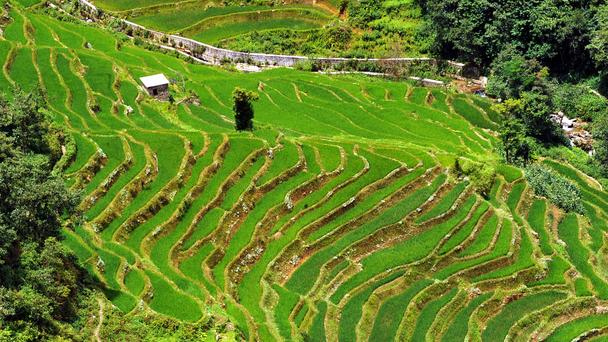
497, 113, 533, 165
593, 114, 608, 177
453, 157, 496, 198
525, 164, 585, 214
553, 84, 608, 121
294, 60, 314, 72
486, 47, 542, 100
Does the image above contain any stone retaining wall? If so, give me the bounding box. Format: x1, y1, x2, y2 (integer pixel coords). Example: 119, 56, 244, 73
75, 0, 464, 70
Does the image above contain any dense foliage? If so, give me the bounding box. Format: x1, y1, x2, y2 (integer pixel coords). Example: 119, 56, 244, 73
593, 115, 608, 177
452, 157, 495, 197
553, 83, 608, 122
97, 306, 240, 341
416, 0, 599, 75
233, 88, 259, 131
6, 0, 608, 340
498, 115, 532, 166
525, 164, 585, 214
588, 4, 608, 72
0, 90, 83, 340
217, 0, 425, 58
218, 26, 353, 57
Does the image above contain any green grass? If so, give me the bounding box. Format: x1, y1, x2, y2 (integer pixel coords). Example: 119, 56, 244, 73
507, 181, 526, 213
1, 5, 602, 340
497, 163, 523, 182
451, 97, 498, 130
145, 270, 202, 321
183, 8, 329, 44
440, 201, 489, 254
86, 140, 147, 220
409, 87, 428, 105
9, 48, 38, 91
471, 97, 502, 123
124, 268, 146, 296
94, 0, 180, 11
369, 279, 432, 341
291, 172, 446, 298
442, 292, 492, 342
131, 5, 282, 32
584, 204, 608, 253
272, 285, 300, 339
308, 301, 327, 341
411, 288, 458, 341
294, 302, 308, 327
527, 199, 553, 255
256, 140, 300, 186
574, 277, 593, 296
530, 256, 569, 286
338, 270, 405, 342
331, 192, 474, 303
482, 291, 567, 342
430, 89, 450, 113
416, 181, 468, 223
558, 214, 608, 299
545, 314, 608, 342
15, 0, 42, 7
4, 10, 28, 44
65, 133, 97, 173
458, 214, 499, 257
82, 135, 126, 196
474, 227, 535, 281
62, 229, 93, 261
435, 219, 513, 280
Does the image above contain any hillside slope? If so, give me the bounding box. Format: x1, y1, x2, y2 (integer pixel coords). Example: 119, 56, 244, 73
2, 2, 608, 341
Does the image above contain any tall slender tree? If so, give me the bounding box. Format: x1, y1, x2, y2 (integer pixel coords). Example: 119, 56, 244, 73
232, 87, 259, 131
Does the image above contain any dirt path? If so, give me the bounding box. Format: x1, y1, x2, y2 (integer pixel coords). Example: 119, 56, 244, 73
313, 0, 340, 16
293, 0, 340, 16
93, 298, 104, 342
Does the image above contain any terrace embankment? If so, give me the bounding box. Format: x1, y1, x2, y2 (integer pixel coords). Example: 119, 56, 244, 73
4, 3, 608, 340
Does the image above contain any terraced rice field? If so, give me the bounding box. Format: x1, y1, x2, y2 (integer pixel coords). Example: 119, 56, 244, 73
5, 3, 608, 341
92, 0, 334, 44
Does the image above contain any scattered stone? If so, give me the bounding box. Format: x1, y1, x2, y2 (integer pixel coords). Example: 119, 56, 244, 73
96, 256, 105, 271
596, 306, 608, 314
551, 112, 594, 153
124, 105, 133, 115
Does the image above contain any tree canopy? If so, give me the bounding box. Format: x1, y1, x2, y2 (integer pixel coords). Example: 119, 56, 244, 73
416, 0, 599, 75
233, 87, 259, 131
0, 90, 83, 340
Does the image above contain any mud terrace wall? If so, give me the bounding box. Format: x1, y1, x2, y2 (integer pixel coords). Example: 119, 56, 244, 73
76, 0, 464, 70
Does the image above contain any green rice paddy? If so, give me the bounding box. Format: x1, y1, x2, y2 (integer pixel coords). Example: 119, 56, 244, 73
93, 0, 333, 45
3, 2, 608, 340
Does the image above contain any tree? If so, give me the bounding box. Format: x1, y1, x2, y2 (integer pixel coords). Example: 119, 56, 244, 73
0, 155, 79, 259
495, 99, 532, 165
589, 4, 608, 71
323, 24, 353, 51
452, 157, 496, 197
0, 90, 82, 340
416, 0, 597, 75
486, 47, 542, 100
498, 114, 532, 165
0, 87, 50, 160
518, 91, 564, 144
232, 87, 258, 131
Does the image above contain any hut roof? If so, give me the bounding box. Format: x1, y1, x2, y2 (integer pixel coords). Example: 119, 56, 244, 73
140, 74, 169, 88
